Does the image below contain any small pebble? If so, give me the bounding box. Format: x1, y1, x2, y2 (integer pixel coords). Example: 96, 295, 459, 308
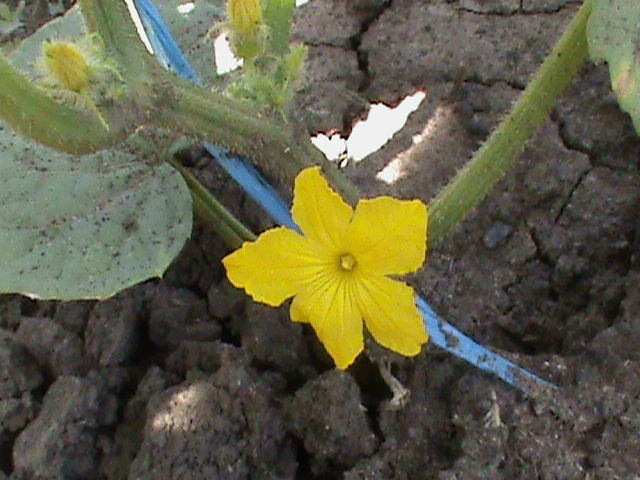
483, 222, 512, 249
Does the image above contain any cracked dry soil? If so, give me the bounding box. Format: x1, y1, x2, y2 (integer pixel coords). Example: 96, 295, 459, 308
1, 0, 640, 479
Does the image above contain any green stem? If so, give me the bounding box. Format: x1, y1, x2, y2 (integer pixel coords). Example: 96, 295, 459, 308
78, 0, 157, 92
156, 76, 361, 204
429, 0, 593, 245
192, 195, 245, 249
77, 0, 361, 205
170, 159, 256, 249
1, 0, 361, 209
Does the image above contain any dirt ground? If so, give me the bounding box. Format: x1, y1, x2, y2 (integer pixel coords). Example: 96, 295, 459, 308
2, 0, 640, 479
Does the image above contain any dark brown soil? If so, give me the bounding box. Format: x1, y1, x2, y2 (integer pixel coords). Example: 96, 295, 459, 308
2, 0, 640, 479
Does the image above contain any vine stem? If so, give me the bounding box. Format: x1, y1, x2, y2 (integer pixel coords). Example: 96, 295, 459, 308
429, 0, 593, 245
80, 0, 361, 205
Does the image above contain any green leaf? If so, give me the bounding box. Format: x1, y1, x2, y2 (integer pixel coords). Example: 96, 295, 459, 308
264, 0, 295, 56
0, 0, 25, 36
0, 0, 192, 300
0, 121, 192, 299
587, 0, 640, 133
0, 3, 12, 21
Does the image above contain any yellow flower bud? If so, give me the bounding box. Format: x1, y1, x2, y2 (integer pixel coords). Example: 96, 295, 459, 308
40, 40, 113, 130
228, 0, 264, 60
42, 41, 90, 94
229, 0, 262, 36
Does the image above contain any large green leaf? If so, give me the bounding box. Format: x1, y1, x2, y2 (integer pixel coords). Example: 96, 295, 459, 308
587, 0, 640, 133
0, 122, 192, 300
0, 4, 192, 299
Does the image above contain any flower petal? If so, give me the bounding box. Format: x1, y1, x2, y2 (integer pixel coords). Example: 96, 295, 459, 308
355, 275, 428, 357
346, 197, 428, 276
223, 227, 324, 306
290, 274, 364, 369
291, 167, 353, 250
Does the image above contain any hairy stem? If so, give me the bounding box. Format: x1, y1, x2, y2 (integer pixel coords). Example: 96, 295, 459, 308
156, 75, 360, 204
78, 0, 157, 91
429, 0, 593, 245
80, 0, 361, 204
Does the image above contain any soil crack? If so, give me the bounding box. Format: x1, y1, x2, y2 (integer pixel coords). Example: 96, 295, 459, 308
457, 1, 579, 16
348, 0, 394, 92
550, 117, 594, 223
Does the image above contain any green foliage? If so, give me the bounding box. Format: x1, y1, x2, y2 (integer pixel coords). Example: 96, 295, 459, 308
226, 0, 306, 117
0, 0, 25, 36
587, 0, 640, 133
0, 0, 610, 303
229, 43, 307, 114
0, 2, 192, 299
0, 122, 192, 300
0, 0, 320, 301
263, 0, 295, 56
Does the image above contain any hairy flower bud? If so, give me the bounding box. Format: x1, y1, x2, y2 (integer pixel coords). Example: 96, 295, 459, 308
42, 41, 90, 93
228, 0, 264, 61
40, 40, 115, 130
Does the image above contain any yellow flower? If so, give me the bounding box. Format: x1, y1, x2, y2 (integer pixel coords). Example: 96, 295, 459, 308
223, 167, 429, 369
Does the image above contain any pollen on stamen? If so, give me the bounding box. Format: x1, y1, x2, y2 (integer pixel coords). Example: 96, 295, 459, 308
339, 254, 357, 272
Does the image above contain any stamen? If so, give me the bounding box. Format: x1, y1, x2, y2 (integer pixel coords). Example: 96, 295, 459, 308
339, 253, 357, 271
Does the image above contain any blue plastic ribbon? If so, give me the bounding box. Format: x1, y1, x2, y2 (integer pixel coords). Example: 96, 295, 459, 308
204, 143, 300, 232
132, 0, 553, 393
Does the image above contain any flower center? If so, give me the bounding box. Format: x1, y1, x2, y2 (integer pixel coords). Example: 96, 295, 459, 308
339, 253, 357, 272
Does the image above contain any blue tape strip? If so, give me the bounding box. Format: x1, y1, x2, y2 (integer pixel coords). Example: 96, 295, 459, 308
132, 0, 553, 393
204, 143, 300, 232
417, 298, 552, 389
133, 0, 202, 84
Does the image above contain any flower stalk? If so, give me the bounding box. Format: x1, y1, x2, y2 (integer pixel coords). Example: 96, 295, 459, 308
169, 159, 256, 249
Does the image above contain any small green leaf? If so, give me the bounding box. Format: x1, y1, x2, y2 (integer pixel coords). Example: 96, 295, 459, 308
264, 0, 295, 56
0, 4, 12, 21
0, 0, 25, 36
587, 0, 640, 133
0, 122, 192, 299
